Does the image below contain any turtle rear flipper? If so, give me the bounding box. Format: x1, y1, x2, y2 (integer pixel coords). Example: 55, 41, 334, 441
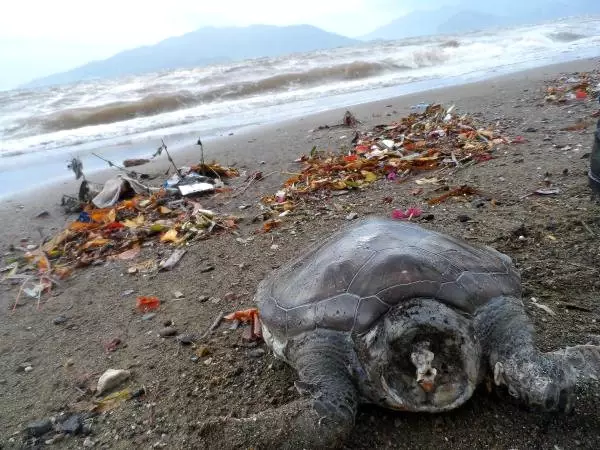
199, 331, 358, 449
474, 296, 600, 412
552, 345, 600, 382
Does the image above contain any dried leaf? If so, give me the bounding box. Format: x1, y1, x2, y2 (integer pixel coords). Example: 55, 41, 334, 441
262, 220, 281, 233
82, 237, 111, 250
112, 246, 141, 261
123, 215, 145, 229
160, 229, 178, 243
427, 185, 478, 205
361, 171, 378, 183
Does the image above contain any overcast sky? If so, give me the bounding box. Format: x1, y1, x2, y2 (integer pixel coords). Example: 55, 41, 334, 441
0, 0, 452, 90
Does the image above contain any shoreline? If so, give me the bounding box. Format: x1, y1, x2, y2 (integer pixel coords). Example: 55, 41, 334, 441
2, 56, 599, 200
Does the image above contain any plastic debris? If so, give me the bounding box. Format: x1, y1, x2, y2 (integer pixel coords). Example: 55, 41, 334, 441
224, 308, 262, 341
391, 208, 422, 220
159, 248, 187, 271
136, 296, 160, 312
535, 188, 561, 196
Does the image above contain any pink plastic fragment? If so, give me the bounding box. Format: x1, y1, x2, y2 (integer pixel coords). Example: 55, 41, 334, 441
391, 208, 422, 220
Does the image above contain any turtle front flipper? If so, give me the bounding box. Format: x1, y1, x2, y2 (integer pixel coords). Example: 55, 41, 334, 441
474, 296, 582, 412
199, 331, 358, 449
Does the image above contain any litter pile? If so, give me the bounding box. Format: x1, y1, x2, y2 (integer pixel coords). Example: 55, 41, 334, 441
544, 71, 600, 103
2, 157, 240, 309
260, 104, 508, 219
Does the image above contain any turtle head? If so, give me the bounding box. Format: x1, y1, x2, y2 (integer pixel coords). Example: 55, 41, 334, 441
364, 298, 481, 413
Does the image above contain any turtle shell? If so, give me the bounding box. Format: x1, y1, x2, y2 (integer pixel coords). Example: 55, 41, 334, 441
256, 218, 521, 339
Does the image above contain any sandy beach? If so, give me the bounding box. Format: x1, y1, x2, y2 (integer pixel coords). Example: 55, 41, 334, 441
2, 57, 600, 449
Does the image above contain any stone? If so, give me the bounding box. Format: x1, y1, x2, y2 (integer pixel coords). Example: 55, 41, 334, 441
96, 369, 131, 396
158, 327, 178, 337
198, 295, 210, 303
24, 365, 33, 373
346, 212, 359, 221
59, 414, 83, 435
142, 313, 157, 321
249, 348, 266, 358
177, 334, 197, 345
83, 437, 95, 447
26, 419, 53, 437
53, 315, 68, 325
200, 265, 215, 273
458, 215, 471, 223
173, 291, 185, 299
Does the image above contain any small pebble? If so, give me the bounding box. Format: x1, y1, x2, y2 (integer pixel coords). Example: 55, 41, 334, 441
249, 348, 266, 358
142, 313, 157, 321
53, 315, 68, 325
59, 414, 83, 435
83, 437, 95, 447
200, 265, 215, 273
210, 297, 221, 304
195, 346, 211, 357
158, 327, 178, 337
121, 289, 135, 297
346, 212, 359, 221
458, 215, 471, 223
190, 356, 199, 363
177, 334, 196, 345
198, 295, 210, 302
173, 291, 185, 299
24, 366, 33, 373
26, 419, 52, 437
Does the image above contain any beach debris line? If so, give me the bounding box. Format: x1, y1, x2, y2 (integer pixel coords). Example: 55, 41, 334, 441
259, 103, 508, 228
2, 159, 240, 307
544, 70, 600, 103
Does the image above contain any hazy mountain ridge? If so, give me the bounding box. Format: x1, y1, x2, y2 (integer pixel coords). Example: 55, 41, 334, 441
23, 25, 358, 88
362, 0, 600, 40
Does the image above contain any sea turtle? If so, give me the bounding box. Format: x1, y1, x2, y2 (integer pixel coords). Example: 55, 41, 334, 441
201, 218, 600, 449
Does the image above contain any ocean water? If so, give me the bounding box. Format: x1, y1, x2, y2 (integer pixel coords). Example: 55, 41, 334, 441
1, 16, 600, 190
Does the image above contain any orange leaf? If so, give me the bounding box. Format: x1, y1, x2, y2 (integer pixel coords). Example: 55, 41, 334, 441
82, 237, 111, 250
262, 220, 281, 233
69, 221, 101, 232
136, 296, 160, 312
90, 208, 116, 224
224, 308, 259, 323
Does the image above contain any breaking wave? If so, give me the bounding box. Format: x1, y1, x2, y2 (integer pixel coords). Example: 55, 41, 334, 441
1, 15, 600, 157
26, 58, 444, 132
548, 31, 586, 42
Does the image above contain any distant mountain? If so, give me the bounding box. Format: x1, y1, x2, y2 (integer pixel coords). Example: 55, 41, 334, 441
361, 0, 600, 41
23, 25, 358, 88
